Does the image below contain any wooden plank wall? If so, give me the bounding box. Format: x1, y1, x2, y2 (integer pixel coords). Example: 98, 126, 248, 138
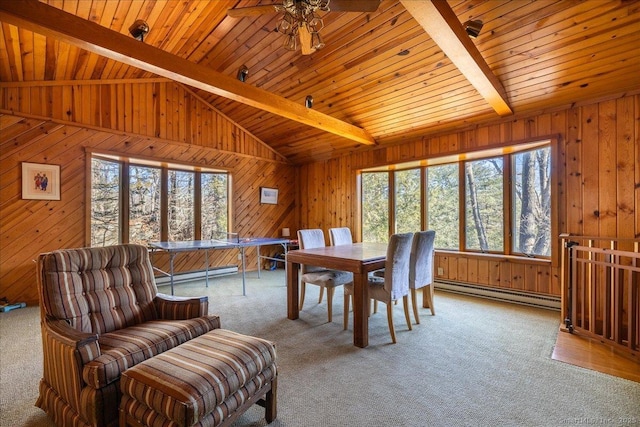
298, 94, 640, 298
0, 80, 285, 162
0, 81, 295, 305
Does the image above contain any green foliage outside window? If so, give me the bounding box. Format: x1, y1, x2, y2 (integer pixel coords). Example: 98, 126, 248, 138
361, 172, 389, 243
395, 169, 421, 234
361, 145, 550, 257
427, 164, 459, 249
201, 173, 228, 239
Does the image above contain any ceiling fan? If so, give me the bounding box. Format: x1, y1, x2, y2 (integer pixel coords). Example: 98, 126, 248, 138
227, 0, 381, 55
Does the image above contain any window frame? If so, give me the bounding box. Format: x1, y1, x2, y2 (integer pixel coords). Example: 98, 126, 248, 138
358, 139, 553, 259
87, 150, 231, 246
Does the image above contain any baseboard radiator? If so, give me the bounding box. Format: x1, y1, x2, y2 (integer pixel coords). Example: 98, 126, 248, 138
155, 266, 239, 286
435, 280, 561, 310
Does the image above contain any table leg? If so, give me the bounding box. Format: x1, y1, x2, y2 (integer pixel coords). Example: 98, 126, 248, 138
282, 243, 288, 284
241, 247, 247, 296
352, 272, 368, 348
287, 260, 299, 319
256, 245, 261, 278
205, 249, 209, 288
169, 252, 176, 296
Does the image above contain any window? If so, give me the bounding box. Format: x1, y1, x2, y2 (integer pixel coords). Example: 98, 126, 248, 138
90, 154, 229, 246
361, 172, 389, 243
129, 165, 162, 245
464, 157, 504, 252
359, 140, 551, 258
427, 163, 459, 250
512, 147, 551, 256
168, 170, 195, 241
394, 169, 421, 234
201, 172, 228, 239
91, 158, 121, 247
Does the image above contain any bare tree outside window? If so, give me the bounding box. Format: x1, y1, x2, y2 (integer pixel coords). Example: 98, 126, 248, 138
90, 156, 230, 247
91, 158, 120, 247
129, 165, 161, 245
465, 158, 504, 252
513, 147, 551, 256
360, 144, 550, 258
168, 170, 195, 241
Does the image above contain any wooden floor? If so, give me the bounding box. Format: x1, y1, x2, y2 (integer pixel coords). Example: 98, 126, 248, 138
552, 326, 640, 383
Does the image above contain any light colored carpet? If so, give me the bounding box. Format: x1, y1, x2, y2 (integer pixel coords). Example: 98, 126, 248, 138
1, 269, 639, 427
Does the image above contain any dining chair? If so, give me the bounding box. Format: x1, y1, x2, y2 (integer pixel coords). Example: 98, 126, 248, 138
409, 230, 437, 324
343, 232, 414, 343
329, 227, 353, 246
297, 229, 353, 323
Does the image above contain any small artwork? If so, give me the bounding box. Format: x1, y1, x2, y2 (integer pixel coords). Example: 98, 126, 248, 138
22, 162, 61, 200
260, 187, 278, 205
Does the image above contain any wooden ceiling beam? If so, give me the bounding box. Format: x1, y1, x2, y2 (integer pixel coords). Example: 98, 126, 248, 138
400, 0, 513, 116
0, 0, 376, 145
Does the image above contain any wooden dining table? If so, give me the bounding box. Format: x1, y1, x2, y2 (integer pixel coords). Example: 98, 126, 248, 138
286, 242, 388, 348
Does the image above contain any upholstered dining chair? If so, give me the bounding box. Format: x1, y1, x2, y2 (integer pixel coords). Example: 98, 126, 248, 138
329, 227, 353, 246
297, 229, 353, 323
409, 230, 437, 324
344, 232, 414, 343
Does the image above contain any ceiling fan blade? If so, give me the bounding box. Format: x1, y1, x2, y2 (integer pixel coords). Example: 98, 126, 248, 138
299, 25, 316, 55
329, 0, 381, 12
227, 5, 281, 18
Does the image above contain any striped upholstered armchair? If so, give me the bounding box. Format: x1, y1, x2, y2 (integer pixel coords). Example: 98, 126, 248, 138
35, 244, 221, 427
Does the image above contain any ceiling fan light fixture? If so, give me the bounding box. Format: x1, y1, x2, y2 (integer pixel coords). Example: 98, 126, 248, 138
277, 13, 295, 34
305, 95, 314, 108
276, 0, 329, 53
284, 34, 298, 51
311, 32, 325, 50
464, 19, 483, 39
308, 14, 324, 32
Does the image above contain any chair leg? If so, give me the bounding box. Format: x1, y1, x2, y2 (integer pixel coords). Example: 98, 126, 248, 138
386, 303, 397, 344
343, 294, 350, 330
403, 295, 412, 331
423, 285, 435, 315
318, 286, 324, 303
326, 287, 334, 323
265, 376, 278, 423
411, 288, 420, 324
299, 283, 306, 310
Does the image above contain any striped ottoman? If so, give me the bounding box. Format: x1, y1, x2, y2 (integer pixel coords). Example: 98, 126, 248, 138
119, 329, 277, 427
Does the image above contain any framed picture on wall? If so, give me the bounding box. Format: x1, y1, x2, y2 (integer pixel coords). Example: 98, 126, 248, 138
22, 162, 61, 200
260, 187, 278, 205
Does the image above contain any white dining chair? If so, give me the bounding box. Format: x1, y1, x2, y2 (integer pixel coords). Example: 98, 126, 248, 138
297, 229, 353, 323
409, 230, 436, 323
329, 227, 353, 246
344, 232, 413, 343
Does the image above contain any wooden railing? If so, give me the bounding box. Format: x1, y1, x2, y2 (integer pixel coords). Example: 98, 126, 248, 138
560, 234, 639, 358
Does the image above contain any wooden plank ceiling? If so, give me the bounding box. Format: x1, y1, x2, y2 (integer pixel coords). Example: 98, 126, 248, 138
1, 0, 639, 164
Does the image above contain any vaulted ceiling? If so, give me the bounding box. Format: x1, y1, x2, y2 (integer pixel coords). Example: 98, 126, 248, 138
1, 0, 639, 164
